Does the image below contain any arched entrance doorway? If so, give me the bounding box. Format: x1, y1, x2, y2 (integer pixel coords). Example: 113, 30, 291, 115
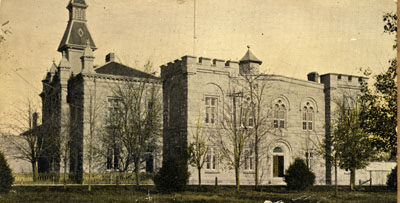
272, 147, 284, 177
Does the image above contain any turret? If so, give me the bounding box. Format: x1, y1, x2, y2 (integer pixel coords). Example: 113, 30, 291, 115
239, 47, 262, 75
81, 40, 95, 74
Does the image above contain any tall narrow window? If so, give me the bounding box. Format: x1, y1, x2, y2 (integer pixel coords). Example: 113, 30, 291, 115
205, 97, 217, 124
302, 102, 314, 131
244, 149, 254, 171
273, 100, 286, 129
206, 147, 218, 170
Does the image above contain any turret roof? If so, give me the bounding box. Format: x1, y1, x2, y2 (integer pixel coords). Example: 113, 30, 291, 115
240, 48, 262, 65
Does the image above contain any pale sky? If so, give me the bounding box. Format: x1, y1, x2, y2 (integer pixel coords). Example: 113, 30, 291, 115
0, 0, 396, 118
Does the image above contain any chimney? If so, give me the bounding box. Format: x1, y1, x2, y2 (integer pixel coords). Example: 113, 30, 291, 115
307, 72, 319, 83
33, 112, 38, 128
106, 53, 115, 63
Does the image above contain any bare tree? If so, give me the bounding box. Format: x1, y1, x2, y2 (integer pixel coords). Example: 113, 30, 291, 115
241, 74, 273, 190
188, 113, 209, 186
106, 61, 162, 185
1, 98, 42, 182
216, 84, 252, 192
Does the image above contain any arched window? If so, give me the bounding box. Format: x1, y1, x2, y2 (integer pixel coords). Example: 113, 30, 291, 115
302, 102, 314, 130
273, 100, 286, 129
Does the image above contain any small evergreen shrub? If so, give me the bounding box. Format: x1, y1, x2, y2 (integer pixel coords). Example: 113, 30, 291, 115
284, 158, 315, 190
387, 165, 397, 190
153, 158, 189, 192
0, 150, 14, 193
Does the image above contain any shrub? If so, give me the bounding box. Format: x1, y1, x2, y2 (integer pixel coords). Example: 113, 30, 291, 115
284, 158, 315, 190
0, 150, 14, 193
387, 165, 397, 190
153, 158, 189, 192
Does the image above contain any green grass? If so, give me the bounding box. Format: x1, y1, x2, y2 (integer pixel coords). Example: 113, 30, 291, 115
0, 185, 395, 203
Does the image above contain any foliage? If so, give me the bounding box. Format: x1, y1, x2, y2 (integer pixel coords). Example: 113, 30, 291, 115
0, 150, 14, 193
153, 158, 189, 192
332, 94, 375, 190
359, 13, 397, 159
383, 12, 397, 48
386, 165, 397, 190
284, 158, 315, 190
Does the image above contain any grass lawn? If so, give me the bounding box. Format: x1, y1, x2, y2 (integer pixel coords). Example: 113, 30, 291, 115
0, 185, 396, 203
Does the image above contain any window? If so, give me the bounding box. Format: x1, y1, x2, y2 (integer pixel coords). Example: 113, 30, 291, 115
338, 74, 342, 80
108, 97, 121, 125
302, 102, 314, 131
273, 100, 286, 129
244, 149, 254, 171
248, 117, 254, 127
205, 147, 218, 170
205, 97, 217, 124
305, 151, 313, 169
106, 97, 121, 170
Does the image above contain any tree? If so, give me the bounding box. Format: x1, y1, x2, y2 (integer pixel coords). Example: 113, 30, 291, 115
216, 85, 252, 192
106, 61, 162, 185
241, 73, 272, 190
85, 78, 104, 191
1, 98, 43, 182
188, 114, 209, 186
332, 94, 375, 190
284, 158, 315, 190
359, 13, 397, 159
0, 150, 14, 193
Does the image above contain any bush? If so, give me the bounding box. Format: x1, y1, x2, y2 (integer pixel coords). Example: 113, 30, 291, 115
0, 150, 14, 193
153, 158, 189, 192
284, 158, 315, 190
387, 165, 397, 189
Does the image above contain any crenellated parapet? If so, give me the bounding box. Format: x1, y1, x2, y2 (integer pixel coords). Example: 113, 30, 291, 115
161, 55, 239, 79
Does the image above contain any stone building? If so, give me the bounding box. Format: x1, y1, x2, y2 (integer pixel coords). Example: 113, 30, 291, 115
161, 50, 368, 185
32, 0, 394, 186
40, 0, 162, 182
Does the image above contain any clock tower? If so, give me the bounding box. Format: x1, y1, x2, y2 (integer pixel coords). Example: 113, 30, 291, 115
58, 0, 96, 74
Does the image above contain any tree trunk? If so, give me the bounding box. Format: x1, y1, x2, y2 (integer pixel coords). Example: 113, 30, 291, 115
254, 133, 259, 190
63, 157, 67, 189
135, 159, 140, 185
235, 164, 240, 192
31, 160, 38, 182
198, 167, 201, 186
350, 168, 355, 191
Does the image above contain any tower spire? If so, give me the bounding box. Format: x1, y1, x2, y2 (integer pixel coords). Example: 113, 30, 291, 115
58, 0, 96, 53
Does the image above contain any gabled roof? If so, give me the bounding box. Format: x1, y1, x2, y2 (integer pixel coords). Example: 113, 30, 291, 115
95, 62, 159, 79
58, 21, 96, 52
240, 49, 262, 65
